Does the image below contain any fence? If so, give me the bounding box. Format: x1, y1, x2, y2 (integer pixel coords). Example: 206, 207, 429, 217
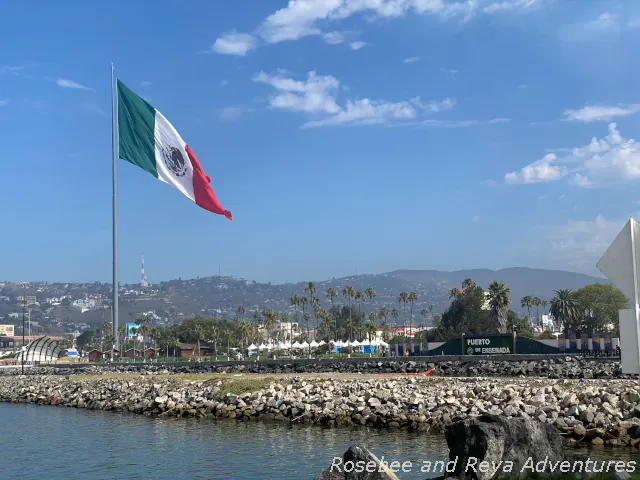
418, 333, 621, 357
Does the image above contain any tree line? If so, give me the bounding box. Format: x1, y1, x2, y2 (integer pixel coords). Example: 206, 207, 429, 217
75, 279, 627, 354
427, 279, 626, 342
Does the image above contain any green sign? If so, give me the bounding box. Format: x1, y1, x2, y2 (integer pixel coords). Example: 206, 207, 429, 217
464, 335, 513, 355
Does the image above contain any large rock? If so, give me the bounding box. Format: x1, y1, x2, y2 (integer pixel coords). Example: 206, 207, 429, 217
315, 445, 400, 480
444, 415, 564, 479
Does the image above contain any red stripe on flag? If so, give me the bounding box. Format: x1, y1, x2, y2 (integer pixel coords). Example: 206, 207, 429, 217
185, 145, 232, 220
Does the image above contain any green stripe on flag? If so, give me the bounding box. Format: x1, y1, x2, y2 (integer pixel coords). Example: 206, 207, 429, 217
117, 79, 158, 177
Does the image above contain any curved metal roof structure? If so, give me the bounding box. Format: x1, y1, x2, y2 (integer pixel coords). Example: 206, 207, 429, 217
15, 336, 62, 363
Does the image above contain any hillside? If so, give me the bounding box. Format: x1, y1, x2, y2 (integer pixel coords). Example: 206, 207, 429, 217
0, 268, 607, 334
388, 267, 606, 306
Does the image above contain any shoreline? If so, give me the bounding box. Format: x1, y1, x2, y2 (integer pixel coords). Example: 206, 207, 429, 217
0, 372, 638, 450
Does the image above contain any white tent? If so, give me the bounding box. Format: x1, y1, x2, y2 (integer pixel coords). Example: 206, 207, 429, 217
300, 341, 310, 348
258, 343, 268, 351
292, 341, 302, 349
310, 340, 319, 347
247, 343, 258, 351
351, 340, 361, 347
318, 340, 326, 346
343, 340, 351, 347
360, 339, 370, 346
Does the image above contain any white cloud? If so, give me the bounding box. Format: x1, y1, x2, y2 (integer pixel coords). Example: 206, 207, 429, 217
472, 215, 481, 222
212, 0, 541, 54
213, 31, 258, 56
253, 69, 454, 128
409, 96, 456, 112
505, 122, 640, 187
484, 179, 499, 187
253, 70, 341, 115
218, 106, 244, 120
140, 80, 152, 87
484, 0, 541, 14
349, 41, 368, 50
587, 12, 619, 30
323, 31, 346, 44
630, 16, 640, 28
404, 56, 420, 64
303, 98, 416, 128
505, 153, 567, 184
543, 215, 625, 270
562, 104, 640, 122
0, 99, 8, 107
56, 79, 94, 91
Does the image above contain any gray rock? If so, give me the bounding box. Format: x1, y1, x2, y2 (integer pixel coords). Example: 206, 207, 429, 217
444, 415, 564, 480
314, 445, 400, 480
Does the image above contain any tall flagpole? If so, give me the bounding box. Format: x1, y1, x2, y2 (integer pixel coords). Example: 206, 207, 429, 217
110, 63, 120, 353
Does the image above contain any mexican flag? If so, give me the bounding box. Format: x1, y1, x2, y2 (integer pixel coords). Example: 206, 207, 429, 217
116, 80, 232, 220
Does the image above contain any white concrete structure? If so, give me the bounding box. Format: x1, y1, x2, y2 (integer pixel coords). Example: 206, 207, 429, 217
597, 218, 640, 374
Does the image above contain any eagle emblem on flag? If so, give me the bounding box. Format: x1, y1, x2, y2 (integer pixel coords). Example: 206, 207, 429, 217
162, 146, 188, 177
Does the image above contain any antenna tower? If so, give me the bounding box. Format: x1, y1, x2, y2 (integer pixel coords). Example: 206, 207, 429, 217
140, 255, 148, 288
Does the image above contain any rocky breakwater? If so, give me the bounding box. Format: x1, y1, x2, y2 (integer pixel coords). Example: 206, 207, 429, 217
0, 374, 638, 450
10, 356, 631, 379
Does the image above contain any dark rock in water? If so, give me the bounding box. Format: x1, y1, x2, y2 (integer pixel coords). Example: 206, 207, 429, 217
315, 444, 400, 480
444, 415, 564, 480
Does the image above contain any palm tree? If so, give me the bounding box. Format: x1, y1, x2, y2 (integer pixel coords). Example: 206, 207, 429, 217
345, 317, 354, 342
364, 288, 376, 311
521, 296, 533, 323
488, 281, 511, 333
391, 308, 399, 325
541, 299, 550, 327
550, 289, 580, 335
420, 308, 428, 327
300, 296, 309, 340
407, 291, 418, 352
304, 282, 317, 335
532, 297, 542, 326
326, 287, 338, 340
222, 329, 232, 356
236, 304, 246, 322
365, 321, 377, 342
117, 325, 126, 359
355, 291, 365, 313
397, 292, 408, 345
342, 285, 355, 339
378, 307, 389, 326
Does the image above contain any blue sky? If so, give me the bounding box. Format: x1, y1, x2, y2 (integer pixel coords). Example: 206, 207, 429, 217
2, 0, 640, 285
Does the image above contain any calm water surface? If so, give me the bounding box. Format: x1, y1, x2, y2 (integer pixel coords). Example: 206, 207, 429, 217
0, 403, 634, 479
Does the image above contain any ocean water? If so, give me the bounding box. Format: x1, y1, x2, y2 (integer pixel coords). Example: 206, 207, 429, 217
0, 403, 634, 479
